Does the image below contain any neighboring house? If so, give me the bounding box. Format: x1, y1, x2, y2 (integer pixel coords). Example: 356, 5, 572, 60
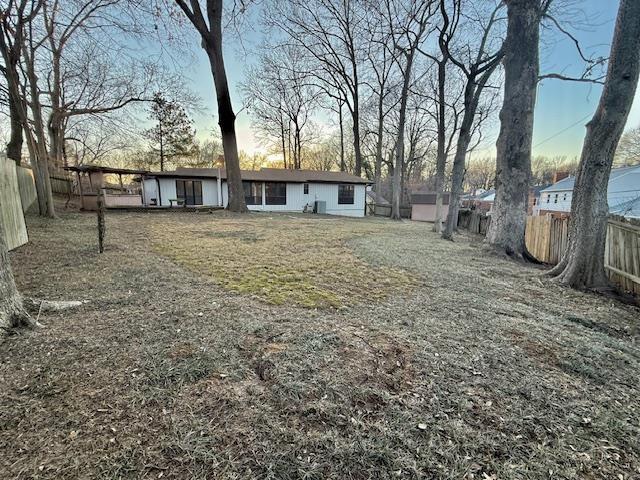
462, 186, 547, 215
410, 191, 450, 222
535, 164, 640, 219
462, 189, 495, 212
141, 167, 370, 217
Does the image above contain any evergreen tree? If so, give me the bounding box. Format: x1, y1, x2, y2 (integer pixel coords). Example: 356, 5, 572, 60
144, 92, 197, 171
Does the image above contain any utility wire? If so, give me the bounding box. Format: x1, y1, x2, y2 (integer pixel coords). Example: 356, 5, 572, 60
533, 112, 593, 149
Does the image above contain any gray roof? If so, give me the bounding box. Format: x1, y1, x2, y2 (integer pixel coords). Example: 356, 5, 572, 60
146, 167, 370, 184
610, 195, 640, 219
542, 165, 640, 193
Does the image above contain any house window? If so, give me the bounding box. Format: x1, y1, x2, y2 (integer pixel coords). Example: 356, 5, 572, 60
243, 181, 262, 205
546, 194, 550, 203
303, 183, 309, 195
563, 193, 568, 201
338, 184, 355, 204
176, 179, 203, 206
265, 182, 287, 205
554, 194, 558, 204
533, 198, 537, 206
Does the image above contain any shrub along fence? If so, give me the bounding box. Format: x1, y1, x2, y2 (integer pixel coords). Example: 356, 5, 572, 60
0, 156, 29, 250
525, 214, 640, 295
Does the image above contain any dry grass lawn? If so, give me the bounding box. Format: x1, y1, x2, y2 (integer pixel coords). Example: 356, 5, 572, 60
149, 214, 415, 308
1, 207, 639, 479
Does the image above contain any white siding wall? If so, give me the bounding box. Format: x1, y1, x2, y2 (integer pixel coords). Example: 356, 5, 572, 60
149, 178, 219, 206
202, 180, 219, 206
537, 190, 572, 213
221, 181, 365, 217
142, 179, 158, 206
158, 178, 177, 206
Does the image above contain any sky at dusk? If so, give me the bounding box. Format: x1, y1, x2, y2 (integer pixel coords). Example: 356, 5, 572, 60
176, 0, 638, 160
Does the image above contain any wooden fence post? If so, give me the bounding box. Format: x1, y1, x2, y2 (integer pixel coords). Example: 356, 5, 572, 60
97, 189, 106, 253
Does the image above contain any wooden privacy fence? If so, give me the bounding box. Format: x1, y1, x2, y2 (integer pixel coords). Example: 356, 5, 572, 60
458, 209, 490, 235
16, 165, 37, 212
525, 215, 569, 264
605, 217, 640, 295
0, 156, 28, 250
373, 204, 411, 218
526, 214, 640, 295
50, 174, 72, 194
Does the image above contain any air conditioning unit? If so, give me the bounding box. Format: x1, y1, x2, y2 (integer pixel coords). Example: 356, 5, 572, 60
314, 200, 326, 214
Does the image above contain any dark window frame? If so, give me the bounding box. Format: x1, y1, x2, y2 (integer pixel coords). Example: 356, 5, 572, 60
176, 179, 203, 206
243, 181, 263, 205
303, 183, 309, 195
265, 182, 287, 205
338, 184, 355, 205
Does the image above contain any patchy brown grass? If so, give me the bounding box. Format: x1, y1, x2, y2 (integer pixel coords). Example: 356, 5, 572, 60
1, 206, 639, 479
148, 213, 415, 308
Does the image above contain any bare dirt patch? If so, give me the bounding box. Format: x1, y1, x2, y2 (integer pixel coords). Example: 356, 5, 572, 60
1, 208, 639, 479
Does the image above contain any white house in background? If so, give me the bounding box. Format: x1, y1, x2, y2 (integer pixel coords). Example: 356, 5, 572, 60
534, 164, 640, 218
140, 167, 370, 217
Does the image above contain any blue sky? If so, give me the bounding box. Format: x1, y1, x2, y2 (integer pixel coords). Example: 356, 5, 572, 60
179, 0, 636, 159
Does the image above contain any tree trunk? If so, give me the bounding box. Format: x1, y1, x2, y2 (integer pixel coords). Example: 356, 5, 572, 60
7, 98, 23, 165
204, 3, 247, 213
433, 60, 447, 233
485, 0, 540, 256
0, 221, 33, 333
374, 93, 384, 203
351, 82, 362, 176
443, 116, 473, 240
392, 53, 415, 220
549, 0, 640, 289
339, 102, 345, 172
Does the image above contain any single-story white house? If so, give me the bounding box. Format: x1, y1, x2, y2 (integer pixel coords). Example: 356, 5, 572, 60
140, 167, 370, 217
534, 164, 640, 218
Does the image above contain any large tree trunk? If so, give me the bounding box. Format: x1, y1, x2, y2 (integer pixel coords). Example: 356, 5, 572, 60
0, 221, 33, 333
485, 0, 540, 256
433, 60, 447, 233
549, 0, 640, 289
7, 99, 23, 165
205, 2, 247, 213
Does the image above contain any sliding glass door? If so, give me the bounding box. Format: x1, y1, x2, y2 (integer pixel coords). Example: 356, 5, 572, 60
176, 180, 203, 206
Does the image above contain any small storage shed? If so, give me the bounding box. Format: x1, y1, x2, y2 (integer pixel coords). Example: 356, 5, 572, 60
411, 192, 450, 222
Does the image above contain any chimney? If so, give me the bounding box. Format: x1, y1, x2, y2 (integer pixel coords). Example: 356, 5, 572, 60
553, 171, 569, 183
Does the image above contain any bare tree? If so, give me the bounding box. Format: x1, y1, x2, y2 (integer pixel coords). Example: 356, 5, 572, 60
382, 0, 437, 220
242, 45, 319, 169
442, 1, 504, 240
548, 0, 640, 290
420, 0, 460, 232
615, 125, 640, 165
485, 0, 549, 256
268, 0, 366, 176
0, 0, 56, 217
173, 0, 247, 212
